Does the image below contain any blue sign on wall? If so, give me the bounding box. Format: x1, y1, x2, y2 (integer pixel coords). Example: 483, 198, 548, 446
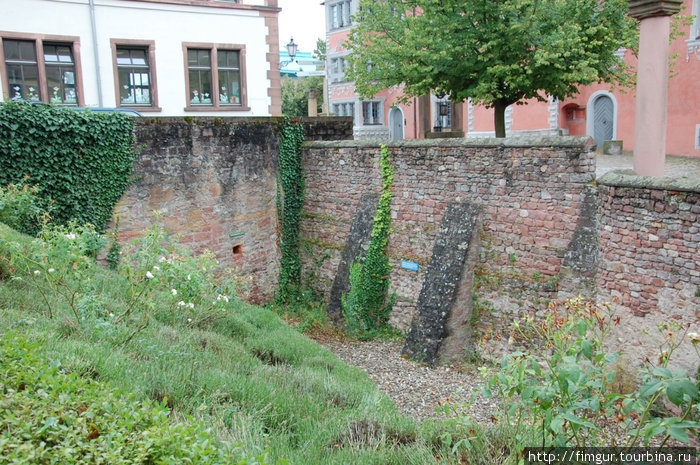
401, 260, 419, 271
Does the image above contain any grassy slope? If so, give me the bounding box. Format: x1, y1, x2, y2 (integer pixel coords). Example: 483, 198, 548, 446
0, 223, 448, 465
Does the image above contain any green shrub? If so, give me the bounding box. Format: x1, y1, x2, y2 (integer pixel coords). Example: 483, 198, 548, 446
0, 101, 137, 232
342, 146, 396, 339
106, 217, 122, 270
5, 221, 103, 321
0, 180, 48, 235
0, 331, 266, 465
482, 297, 700, 449
118, 216, 243, 329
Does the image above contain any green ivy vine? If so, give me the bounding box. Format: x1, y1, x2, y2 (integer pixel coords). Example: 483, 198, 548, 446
342, 145, 396, 338
0, 101, 136, 233
276, 116, 305, 304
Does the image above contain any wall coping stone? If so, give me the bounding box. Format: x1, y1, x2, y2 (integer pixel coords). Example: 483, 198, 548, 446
134, 116, 350, 125
306, 135, 596, 150
598, 169, 700, 194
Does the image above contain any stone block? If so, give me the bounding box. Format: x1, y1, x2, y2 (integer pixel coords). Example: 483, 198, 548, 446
402, 201, 482, 365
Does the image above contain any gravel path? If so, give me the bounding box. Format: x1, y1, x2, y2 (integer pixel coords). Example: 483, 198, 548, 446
316, 338, 695, 448
318, 338, 497, 423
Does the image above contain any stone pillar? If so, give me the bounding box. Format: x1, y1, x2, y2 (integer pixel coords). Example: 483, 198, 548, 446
307, 89, 319, 117
628, 0, 683, 177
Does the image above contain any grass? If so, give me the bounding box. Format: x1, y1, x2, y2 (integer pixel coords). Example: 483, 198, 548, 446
0, 222, 467, 464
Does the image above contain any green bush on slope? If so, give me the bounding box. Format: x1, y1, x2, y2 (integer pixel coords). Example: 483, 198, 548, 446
0, 331, 267, 465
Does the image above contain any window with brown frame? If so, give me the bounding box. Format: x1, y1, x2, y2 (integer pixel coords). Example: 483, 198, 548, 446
110, 40, 159, 111
183, 43, 247, 111
1, 35, 83, 106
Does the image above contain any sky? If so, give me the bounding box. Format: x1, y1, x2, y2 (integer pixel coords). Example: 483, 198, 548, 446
277, 0, 326, 55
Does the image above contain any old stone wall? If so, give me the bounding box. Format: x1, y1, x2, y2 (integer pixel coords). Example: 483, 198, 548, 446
597, 173, 699, 368
301, 138, 699, 367
113, 123, 699, 368
300, 138, 598, 342
302, 116, 354, 141
114, 117, 351, 304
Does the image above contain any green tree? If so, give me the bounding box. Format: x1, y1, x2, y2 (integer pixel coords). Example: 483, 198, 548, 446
313, 38, 327, 63
281, 76, 324, 117
346, 0, 637, 137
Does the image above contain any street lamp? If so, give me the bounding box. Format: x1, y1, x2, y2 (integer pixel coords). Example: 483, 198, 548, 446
279, 37, 298, 68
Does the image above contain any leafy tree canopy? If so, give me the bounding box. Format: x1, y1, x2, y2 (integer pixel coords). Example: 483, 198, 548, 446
313, 38, 327, 62
346, 0, 638, 136
282, 75, 324, 117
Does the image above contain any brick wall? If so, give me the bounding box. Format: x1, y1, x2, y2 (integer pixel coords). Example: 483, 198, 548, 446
114, 117, 352, 304
597, 173, 699, 369
301, 138, 598, 334
598, 175, 699, 315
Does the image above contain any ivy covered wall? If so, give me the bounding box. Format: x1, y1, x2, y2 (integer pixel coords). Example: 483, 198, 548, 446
0, 102, 136, 232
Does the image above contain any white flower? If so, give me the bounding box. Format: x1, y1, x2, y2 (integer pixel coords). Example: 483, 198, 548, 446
187, 274, 191, 281
187, 318, 192, 323
217, 294, 229, 303
146, 271, 154, 279
109, 312, 114, 317
689, 332, 700, 344
48, 268, 55, 273
177, 301, 186, 306
187, 302, 195, 309
171, 289, 178, 296
158, 256, 167, 263
33, 270, 41, 276
152, 265, 160, 271
65, 233, 77, 240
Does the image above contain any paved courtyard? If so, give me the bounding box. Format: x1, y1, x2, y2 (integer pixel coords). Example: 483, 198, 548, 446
596, 152, 700, 181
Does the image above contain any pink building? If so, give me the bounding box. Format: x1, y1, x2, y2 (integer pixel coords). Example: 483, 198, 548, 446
324, 0, 700, 157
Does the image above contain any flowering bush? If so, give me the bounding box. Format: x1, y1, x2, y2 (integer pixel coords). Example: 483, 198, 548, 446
6, 221, 103, 322
118, 216, 242, 328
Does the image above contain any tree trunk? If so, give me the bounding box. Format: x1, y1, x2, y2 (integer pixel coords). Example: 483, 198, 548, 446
493, 101, 507, 138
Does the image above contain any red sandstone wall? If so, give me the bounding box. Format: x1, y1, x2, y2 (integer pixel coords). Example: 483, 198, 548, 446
114, 117, 352, 304
301, 139, 699, 368
114, 118, 281, 303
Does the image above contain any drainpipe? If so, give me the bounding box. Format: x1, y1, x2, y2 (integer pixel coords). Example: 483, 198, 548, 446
89, 0, 104, 106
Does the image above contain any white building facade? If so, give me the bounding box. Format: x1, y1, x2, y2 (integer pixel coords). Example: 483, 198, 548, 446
0, 0, 282, 116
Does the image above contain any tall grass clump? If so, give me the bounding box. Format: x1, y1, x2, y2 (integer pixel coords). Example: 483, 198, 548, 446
0, 218, 449, 465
